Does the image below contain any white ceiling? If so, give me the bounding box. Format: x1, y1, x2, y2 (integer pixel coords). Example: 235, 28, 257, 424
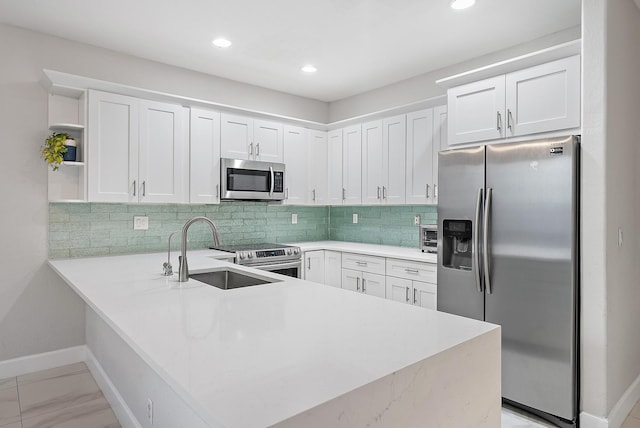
0, 0, 580, 102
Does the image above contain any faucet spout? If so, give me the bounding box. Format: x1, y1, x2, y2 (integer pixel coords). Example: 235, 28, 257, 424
178, 216, 221, 282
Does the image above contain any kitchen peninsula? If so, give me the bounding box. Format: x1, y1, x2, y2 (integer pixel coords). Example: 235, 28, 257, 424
49, 250, 500, 428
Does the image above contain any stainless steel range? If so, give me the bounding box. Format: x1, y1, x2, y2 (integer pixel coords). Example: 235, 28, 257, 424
210, 243, 302, 278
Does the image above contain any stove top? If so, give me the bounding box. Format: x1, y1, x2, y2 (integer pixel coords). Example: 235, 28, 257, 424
210, 242, 301, 265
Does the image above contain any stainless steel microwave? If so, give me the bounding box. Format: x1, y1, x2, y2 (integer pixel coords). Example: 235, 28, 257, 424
220, 158, 285, 201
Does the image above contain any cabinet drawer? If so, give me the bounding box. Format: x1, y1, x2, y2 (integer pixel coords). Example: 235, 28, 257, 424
341, 253, 385, 275
386, 258, 436, 283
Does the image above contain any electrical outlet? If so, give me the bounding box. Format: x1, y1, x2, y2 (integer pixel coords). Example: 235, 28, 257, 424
291, 213, 298, 224
353, 213, 358, 224
147, 398, 154, 424
134, 216, 149, 230
414, 215, 421, 225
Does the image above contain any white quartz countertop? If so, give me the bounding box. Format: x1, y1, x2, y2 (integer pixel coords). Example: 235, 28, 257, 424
289, 241, 437, 263
49, 250, 495, 428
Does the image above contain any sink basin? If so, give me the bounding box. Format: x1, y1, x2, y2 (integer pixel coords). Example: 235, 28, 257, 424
189, 269, 278, 290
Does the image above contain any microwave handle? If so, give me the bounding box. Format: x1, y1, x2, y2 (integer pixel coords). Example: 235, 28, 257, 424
269, 166, 274, 196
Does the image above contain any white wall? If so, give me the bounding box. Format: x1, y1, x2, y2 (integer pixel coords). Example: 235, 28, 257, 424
604, 0, 640, 415
328, 26, 581, 122
0, 22, 328, 362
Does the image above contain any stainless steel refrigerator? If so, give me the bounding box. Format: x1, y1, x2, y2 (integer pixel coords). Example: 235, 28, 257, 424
437, 135, 579, 427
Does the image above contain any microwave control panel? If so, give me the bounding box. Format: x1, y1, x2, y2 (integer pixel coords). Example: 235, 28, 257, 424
273, 171, 284, 192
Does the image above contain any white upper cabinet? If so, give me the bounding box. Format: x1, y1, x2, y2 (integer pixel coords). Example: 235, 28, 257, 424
308, 130, 328, 205
342, 125, 362, 205
221, 114, 284, 162
448, 75, 506, 145
220, 113, 252, 159
190, 108, 221, 204
361, 120, 384, 205
138, 100, 188, 204
405, 108, 435, 204
88, 91, 187, 203
254, 119, 284, 162
283, 125, 308, 205
362, 116, 406, 205
327, 129, 344, 205
448, 55, 580, 145
382, 115, 406, 205
505, 55, 580, 137
88, 91, 139, 203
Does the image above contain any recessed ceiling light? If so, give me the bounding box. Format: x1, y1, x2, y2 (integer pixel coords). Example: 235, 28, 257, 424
212, 38, 232, 48
301, 64, 317, 73
450, 0, 475, 10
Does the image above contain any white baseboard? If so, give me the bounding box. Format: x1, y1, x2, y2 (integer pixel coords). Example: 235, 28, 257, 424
85, 348, 142, 428
0, 345, 86, 379
581, 371, 640, 428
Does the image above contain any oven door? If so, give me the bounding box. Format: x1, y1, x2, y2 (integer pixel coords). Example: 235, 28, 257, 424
248, 260, 302, 278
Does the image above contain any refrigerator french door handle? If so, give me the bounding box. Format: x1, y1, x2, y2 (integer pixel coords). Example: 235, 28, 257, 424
474, 188, 484, 293
483, 187, 493, 294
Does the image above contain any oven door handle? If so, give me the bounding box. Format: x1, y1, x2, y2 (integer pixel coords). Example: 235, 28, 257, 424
249, 260, 301, 271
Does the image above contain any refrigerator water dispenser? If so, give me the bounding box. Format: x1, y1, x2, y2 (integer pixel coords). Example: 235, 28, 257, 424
442, 220, 472, 270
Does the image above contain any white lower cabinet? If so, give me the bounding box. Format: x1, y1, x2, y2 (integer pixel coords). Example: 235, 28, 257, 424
385, 258, 437, 310
341, 269, 386, 298
304, 250, 325, 284
324, 251, 342, 288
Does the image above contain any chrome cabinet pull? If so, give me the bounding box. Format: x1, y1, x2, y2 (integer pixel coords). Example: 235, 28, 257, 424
356, 261, 367, 266
434, 184, 437, 199
342, 188, 346, 201
405, 268, 419, 274
216, 184, 219, 199
405, 286, 410, 302
256, 143, 260, 157
307, 257, 311, 270
507, 109, 513, 131
413, 288, 417, 304
377, 186, 381, 199
483, 188, 493, 294
474, 188, 484, 293
356, 277, 360, 291
249, 142, 254, 157
362, 278, 366, 293
132, 180, 136, 197
426, 184, 430, 198
142, 181, 146, 197
285, 188, 289, 200
496, 111, 502, 131
312, 189, 316, 201
382, 186, 387, 199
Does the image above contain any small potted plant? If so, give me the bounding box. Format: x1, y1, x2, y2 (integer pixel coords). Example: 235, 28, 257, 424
42, 132, 74, 171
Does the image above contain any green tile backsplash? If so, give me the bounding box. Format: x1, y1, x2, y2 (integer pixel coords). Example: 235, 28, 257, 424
48, 202, 436, 258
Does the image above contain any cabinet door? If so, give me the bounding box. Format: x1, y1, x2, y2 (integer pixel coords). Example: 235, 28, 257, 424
361, 120, 383, 205
283, 125, 308, 205
505, 55, 580, 137
448, 75, 505, 145
189, 108, 221, 204
221, 113, 252, 160
324, 250, 342, 288
139, 100, 188, 203
413, 280, 437, 310
341, 268, 361, 293
87, 90, 139, 203
342, 125, 362, 205
386, 276, 412, 305
382, 114, 406, 204
308, 130, 328, 205
362, 272, 386, 298
405, 109, 434, 204
327, 129, 344, 205
254, 119, 284, 162
432, 105, 448, 204
304, 250, 325, 284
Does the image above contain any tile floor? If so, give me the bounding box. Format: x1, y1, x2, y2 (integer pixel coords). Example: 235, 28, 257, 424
1, 362, 640, 427
0, 362, 120, 428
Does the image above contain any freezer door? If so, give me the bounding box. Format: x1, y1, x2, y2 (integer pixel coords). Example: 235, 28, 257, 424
484, 136, 578, 420
437, 145, 485, 321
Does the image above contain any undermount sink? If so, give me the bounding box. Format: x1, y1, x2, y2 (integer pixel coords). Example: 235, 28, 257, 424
189, 269, 279, 290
